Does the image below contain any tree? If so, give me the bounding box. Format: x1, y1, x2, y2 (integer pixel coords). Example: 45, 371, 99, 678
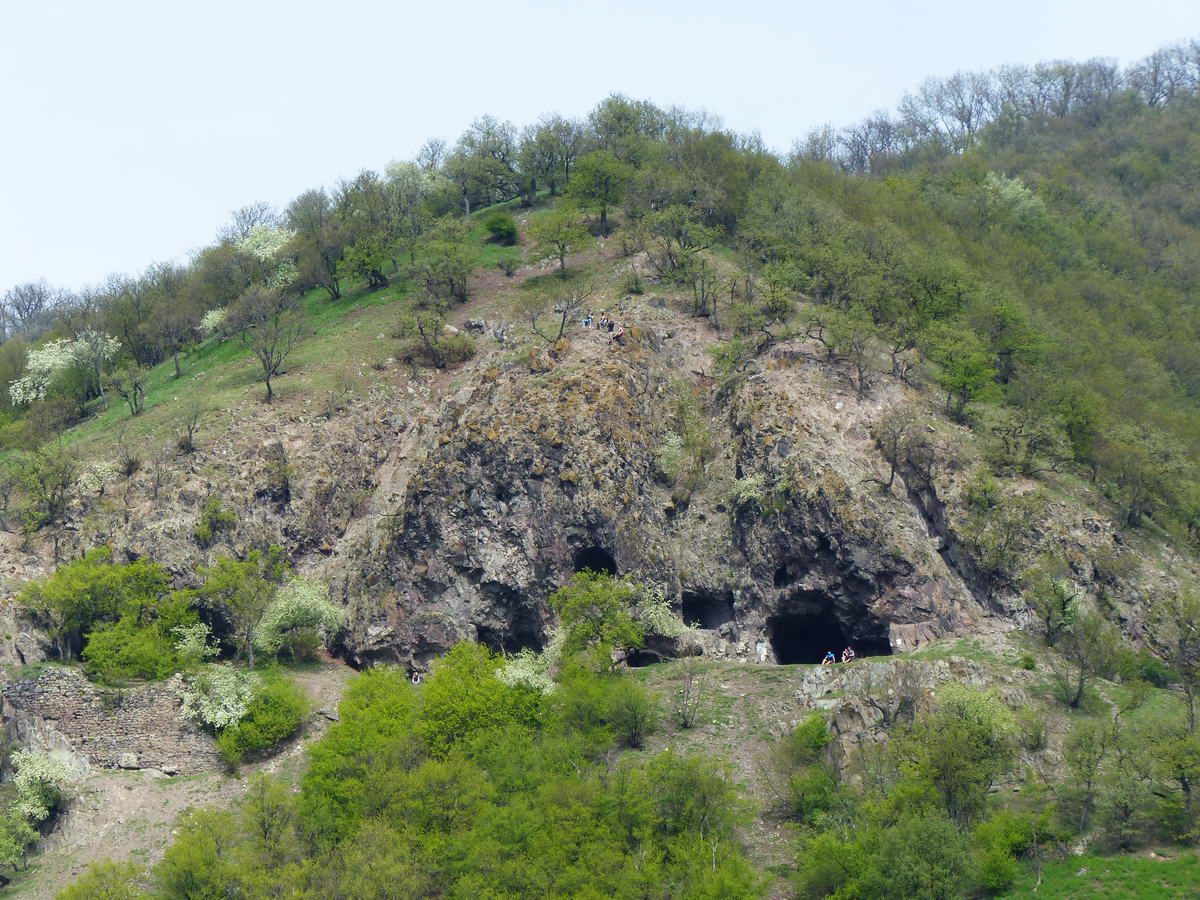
232, 287, 306, 403
56, 859, 147, 899
339, 230, 390, 291
1023, 557, 1082, 647
923, 322, 999, 421
105, 363, 147, 416
70, 330, 121, 402
548, 571, 644, 662
567, 150, 634, 235
517, 284, 595, 344
414, 220, 472, 303
1050, 610, 1122, 708
870, 405, 919, 490
192, 547, 289, 667
1149, 587, 1200, 734
396, 302, 455, 369
527, 208, 591, 272
1, 280, 59, 337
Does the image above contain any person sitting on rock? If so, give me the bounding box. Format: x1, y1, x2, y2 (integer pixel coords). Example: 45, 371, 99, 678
821, 650, 836, 666
612, 324, 625, 346
841, 646, 855, 663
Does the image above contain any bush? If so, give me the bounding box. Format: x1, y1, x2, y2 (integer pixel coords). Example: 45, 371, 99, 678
254, 577, 343, 660
83, 615, 188, 683
1115, 647, 1170, 687
442, 332, 477, 364
1018, 652, 1037, 670
194, 495, 236, 548
495, 254, 520, 276
180, 665, 263, 730
483, 212, 518, 245
608, 677, 659, 748
216, 673, 309, 765
55, 859, 146, 899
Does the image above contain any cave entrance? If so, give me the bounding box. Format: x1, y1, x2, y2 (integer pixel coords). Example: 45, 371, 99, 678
767, 610, 892, 665
682, 590, 735, 630
574, 546, 617, 576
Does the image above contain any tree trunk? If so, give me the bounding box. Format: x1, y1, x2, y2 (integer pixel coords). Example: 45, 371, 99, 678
173, 351, 181, 379
265, 374, 274, 403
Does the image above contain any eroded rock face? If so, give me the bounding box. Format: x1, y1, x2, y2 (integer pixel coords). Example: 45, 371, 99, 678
336, 331, 989, 671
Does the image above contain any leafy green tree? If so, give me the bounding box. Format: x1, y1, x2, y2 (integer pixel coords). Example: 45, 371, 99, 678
527, 207, 591, 272
18, 547, 173, 661
192, 546, 289, 667
338, 230, 390, 290
566, 150, 634, 235
893, 684, 1014, 825
231, 286, 306, 403
1023, 556, 1082, 646
923, 322, 1000, 421
549, 571, 645, 662
1049, 610, 1122, 708
414, 220, 472, 302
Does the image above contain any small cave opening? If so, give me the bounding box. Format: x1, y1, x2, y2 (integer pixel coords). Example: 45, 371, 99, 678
681, 590, 735, 630
475, 583, 545, 654
573, 546, 617, 576
774, 565, 797, 588
767, 609, 892, 665
626, 649, 664, 667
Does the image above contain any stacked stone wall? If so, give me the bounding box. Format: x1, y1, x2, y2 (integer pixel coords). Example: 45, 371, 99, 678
2, 667, 222, 774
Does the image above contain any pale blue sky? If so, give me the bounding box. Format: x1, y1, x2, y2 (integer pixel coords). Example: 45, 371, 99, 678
1, 0, 1196, 290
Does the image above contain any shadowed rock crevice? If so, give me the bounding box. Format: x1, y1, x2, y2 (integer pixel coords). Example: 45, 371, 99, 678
681, 589, 735, 630
573, 546, 617, 576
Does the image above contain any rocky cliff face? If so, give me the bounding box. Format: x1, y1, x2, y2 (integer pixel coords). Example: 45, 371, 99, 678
331, 311, 994, 672
15, 286, 1162, 677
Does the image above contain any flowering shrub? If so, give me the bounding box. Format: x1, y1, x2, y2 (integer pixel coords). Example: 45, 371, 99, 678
198, 307, 228, 337
253, 577, 343, 657
76, 461, 120, 495
173, 622, 220, 666
10, 750, 79, 823
497, 628, 565, 695
238, 226, 298, 288
637, 587, 684, 638
729, 473, 768, 511
9, 339, 79, 405
8, 332, 120, 405
179, 665, 262, 730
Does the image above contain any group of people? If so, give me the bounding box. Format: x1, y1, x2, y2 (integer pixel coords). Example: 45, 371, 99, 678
582, 311, 624, 346
821, 647, 856, 665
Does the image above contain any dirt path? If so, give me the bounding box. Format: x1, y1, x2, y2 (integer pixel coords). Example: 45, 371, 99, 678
4, 658, 355, 899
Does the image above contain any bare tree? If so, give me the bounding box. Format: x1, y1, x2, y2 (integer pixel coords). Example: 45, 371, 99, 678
220, 202, 279, 243
1, 281, 60, 337
232, 287, 306, 403
870, 405, 919, 490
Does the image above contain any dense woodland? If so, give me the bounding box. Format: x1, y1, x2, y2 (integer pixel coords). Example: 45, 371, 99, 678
3, 35, 1200, 899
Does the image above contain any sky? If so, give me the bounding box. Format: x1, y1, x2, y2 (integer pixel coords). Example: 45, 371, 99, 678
1, 0, 1196, 291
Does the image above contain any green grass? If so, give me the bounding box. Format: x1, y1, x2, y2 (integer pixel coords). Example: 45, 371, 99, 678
50, 202, 527, 462
1003, 851, 1200, 898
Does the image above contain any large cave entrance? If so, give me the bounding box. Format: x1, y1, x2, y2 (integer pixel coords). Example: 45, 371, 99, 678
574, 546, 617, 576
767, 609, 892, 665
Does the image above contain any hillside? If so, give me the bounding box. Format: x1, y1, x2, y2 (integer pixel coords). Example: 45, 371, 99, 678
0, 38, 1198, 899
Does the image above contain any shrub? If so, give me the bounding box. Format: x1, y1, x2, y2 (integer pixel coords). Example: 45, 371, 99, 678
1018, 652, 1037, 670
1115, 647, 1170, 687
254, 577, 343, 660
10, 750, 78, 823
1015, 707, 1048, 751
608, 677, 659, 748
495, 254, 520, 276
620, 266, 644, 295
180, 665, 263, 730
194, 495, 236, 548
216, 673, 309, 765
442, 332, 477, 365
55, 859, 147, 899
483, 212, 518, 245
729, 473, 767, 512
83, 615, 187, 682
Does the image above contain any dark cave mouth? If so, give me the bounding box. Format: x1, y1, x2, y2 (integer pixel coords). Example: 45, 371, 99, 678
573, 546, 617, 576
767, 610, 892, 665
681, 590, 735, 630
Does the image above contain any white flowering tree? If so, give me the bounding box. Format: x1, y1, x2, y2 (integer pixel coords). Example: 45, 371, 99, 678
179, 665, 263, 730
198, 307, 228, 339
9, 339, 80, 406
9, 750, 79, 823
72, 331, 121, 403
8, 332, 121, 407
254, 576, 344, 658
238, 225, 298, 289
